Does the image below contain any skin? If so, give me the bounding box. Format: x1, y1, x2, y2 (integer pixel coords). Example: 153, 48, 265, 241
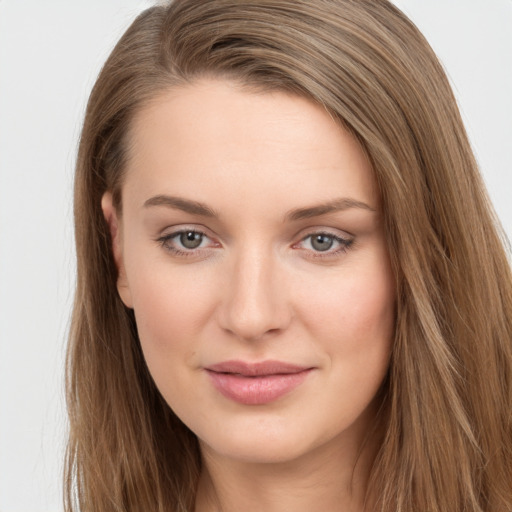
102, 80, 396, 512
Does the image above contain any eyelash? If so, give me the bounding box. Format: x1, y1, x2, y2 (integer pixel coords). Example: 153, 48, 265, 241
156, 229, 216, 258
294, 232, 354, 258
156, 229, 354, 259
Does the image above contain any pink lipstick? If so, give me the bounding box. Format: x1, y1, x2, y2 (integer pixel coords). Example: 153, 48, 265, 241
205, 360, 313, 405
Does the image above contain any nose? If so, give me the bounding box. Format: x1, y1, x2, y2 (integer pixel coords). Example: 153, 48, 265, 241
217, 246, 292, 342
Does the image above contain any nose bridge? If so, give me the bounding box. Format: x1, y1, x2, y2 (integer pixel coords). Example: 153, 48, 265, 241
219, 241, 289, 341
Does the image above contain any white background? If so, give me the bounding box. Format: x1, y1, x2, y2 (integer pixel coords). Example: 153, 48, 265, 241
0, 1, 511, 510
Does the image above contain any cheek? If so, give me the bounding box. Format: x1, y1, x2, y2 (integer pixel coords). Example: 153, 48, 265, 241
303, 263, 394, 337
125, 258, 218, 373
343, 276, 395, 345
298, 253, 396, 377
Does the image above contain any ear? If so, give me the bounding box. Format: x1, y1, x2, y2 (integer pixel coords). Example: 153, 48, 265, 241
101, 192, 133, 309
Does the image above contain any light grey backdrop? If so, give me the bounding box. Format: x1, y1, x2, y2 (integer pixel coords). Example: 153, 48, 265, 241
0, 1, 510, 510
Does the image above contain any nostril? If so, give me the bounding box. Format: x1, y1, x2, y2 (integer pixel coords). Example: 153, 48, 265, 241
218, 304, 290, 342
216, 255, 292, 340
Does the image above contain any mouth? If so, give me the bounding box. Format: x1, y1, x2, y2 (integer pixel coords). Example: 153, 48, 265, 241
204, 360, 314, 405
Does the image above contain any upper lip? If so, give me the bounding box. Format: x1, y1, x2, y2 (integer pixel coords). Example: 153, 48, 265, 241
205, 360, 312, 377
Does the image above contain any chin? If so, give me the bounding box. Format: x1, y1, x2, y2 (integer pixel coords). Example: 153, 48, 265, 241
195, 413, 345, 466
200, 433, 311, 465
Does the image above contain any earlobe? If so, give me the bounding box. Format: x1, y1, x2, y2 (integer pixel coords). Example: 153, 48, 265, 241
101, 192, 133, 309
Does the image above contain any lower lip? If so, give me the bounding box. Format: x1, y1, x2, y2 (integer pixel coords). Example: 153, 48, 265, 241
206, 369, 312, 405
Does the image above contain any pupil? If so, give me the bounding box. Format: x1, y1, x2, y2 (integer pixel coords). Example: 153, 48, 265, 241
180, 231, 202, 249
312, 234, 333, 251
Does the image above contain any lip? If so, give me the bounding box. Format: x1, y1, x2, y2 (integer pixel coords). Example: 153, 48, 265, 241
205, 360, 314, 405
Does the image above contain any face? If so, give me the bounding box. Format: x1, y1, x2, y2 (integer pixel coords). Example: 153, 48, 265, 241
103, 80, 395, 465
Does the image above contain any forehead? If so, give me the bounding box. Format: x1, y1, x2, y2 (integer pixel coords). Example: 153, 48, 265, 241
122, 79, 378, 215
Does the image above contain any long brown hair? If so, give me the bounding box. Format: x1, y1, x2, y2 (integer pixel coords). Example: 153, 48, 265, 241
65, 1, 512, 510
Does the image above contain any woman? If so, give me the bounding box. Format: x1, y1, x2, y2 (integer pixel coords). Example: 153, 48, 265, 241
65, 1, 512, 511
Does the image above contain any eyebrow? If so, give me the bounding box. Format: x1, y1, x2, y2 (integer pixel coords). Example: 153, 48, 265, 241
143, 194, 375, 220
285, 198, 376, 221
143, 195, 217, 217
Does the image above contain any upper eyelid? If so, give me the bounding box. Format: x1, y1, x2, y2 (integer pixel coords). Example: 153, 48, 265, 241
159, 225, 217, 242
157, 219, 352, 236
301, 232, 350, 241
294, 226, 354, 241
160, 224, 210, 235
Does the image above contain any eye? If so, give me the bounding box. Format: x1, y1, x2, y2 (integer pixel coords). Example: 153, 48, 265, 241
296, 231, 353, 257
156, 228, 217, 256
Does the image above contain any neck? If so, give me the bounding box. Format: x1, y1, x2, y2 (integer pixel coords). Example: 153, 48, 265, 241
194, 425, 380, 512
